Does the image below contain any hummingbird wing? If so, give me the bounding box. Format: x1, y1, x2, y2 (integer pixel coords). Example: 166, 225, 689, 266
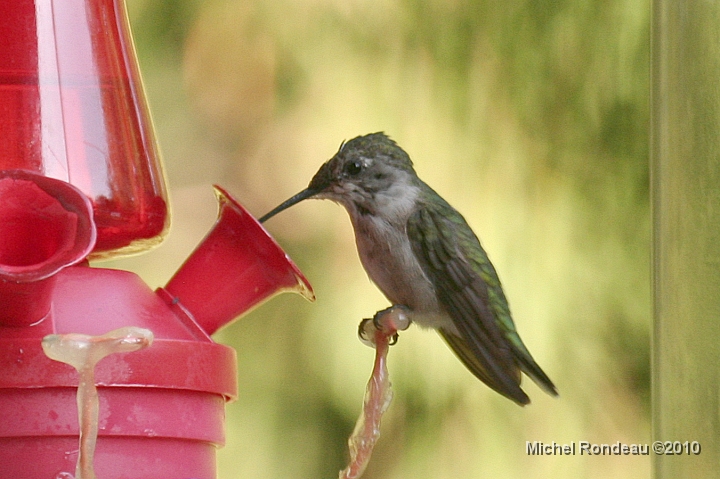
407, 194, 557, 405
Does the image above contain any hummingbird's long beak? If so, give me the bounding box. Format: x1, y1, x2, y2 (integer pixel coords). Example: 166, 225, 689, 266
259, 188, 319, 223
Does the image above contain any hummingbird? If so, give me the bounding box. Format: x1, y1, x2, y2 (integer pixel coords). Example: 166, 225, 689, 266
259, 132, 557, 405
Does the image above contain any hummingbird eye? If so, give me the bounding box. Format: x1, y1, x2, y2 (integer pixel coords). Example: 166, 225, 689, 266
344, 160, 363, 177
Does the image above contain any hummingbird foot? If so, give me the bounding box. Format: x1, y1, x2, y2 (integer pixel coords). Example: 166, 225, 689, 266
358, 305, 411, 348
358, 318, 396, 347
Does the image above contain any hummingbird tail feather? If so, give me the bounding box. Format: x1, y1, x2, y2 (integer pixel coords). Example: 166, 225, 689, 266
514, 352, 558, 397
439, 330, 531, 406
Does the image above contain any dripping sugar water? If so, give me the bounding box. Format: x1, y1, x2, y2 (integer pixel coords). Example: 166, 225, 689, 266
42, 327, 154, 479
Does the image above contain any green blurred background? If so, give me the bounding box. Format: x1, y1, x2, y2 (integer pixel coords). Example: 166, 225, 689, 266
106, 0, 650, 477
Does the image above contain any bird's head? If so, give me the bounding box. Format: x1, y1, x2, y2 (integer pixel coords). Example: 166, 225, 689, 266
260, 132, 418, 222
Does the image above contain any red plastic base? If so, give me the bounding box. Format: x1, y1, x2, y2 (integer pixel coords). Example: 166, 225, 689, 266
0, 437, 217, 479
0, 265, 237, 479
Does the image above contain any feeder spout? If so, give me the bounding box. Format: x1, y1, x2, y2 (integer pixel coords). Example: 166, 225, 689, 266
0, 170, 97, 327
159, 186, 314, 336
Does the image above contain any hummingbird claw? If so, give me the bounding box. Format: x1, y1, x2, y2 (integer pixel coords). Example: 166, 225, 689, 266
358, 306, 411, 348
358, 317, 397, 348
371, 311, 384, 332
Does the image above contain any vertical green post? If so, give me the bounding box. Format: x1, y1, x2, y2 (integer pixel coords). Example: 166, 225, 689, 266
652, 1, 720, 478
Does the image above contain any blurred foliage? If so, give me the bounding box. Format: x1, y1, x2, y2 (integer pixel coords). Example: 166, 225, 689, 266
107, 0, 650, 477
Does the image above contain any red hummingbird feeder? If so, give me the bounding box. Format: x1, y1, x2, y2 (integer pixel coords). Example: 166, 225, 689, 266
0, 1, 313, 478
